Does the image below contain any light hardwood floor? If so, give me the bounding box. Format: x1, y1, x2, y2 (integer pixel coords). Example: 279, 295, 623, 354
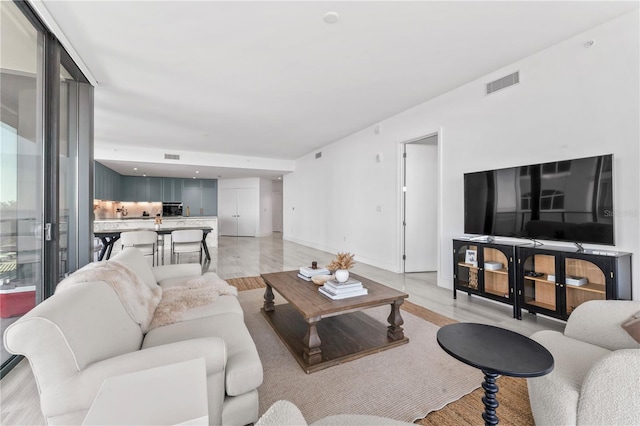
0, 234, 565, 425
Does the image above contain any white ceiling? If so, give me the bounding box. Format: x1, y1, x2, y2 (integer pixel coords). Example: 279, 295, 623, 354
37, 1, 639, 179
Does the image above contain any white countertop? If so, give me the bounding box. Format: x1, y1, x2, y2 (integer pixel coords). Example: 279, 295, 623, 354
95, 216, 217, 222
93, 217, 218, 247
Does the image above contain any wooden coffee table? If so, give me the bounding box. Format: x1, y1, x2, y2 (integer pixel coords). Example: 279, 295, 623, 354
261, 270, 409, 373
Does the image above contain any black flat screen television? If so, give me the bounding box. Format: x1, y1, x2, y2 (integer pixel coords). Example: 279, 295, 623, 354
464, 154, 614, 245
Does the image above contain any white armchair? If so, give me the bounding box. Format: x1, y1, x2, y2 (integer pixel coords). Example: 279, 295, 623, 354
256, 400, 413, 426
527, 300, 640, 426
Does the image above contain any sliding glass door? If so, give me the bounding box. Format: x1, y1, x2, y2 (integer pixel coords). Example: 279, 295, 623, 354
59, 65, 77, 279
0, 0, 45, 369
0, 0, 94, 376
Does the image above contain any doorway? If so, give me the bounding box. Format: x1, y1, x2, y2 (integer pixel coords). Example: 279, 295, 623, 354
402, 134, 438, 272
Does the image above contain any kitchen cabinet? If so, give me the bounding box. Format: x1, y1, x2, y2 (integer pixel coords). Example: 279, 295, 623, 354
148, 177, 162, 201
120, 176, 162, 201
181, 179, 218, 216
201, 180, 217, 216
132, 178, 147, 201
182, 179, 201, 216
94, 168, 215, 207
162, 178, 182, 202
120, 176, 134, 201
94, 162, 121, 200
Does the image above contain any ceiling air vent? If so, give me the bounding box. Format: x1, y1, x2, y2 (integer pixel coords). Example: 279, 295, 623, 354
315, 152, 322, 159
486, 71, 519, 95
164, 153, 180, 160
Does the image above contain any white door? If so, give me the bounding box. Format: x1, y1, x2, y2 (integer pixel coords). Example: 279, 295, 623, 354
219, 189, 239, 236
404, 141, 438, 272
237, 188, 257, 237
218, 188, 258, 236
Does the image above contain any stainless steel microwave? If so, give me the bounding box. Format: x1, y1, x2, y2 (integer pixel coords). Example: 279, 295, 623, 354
162, 202, 183, 216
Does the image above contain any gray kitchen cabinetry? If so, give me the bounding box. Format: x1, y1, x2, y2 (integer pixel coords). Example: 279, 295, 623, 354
181, 178, 218, 216
201, 180, 217, 216
94, 162, 121, 200
162, 178, 183, 202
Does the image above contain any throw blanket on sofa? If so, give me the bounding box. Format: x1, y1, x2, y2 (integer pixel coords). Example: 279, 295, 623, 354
149, 276, 237, 331
56, 260, 161, 333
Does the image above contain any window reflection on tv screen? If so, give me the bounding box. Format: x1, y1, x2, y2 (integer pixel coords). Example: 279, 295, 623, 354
464, 155, 613, 245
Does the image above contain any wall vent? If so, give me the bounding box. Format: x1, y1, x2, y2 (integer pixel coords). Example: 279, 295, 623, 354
486, 71, 519, 95
164, 153, 180, 160
315, 152, 322, 159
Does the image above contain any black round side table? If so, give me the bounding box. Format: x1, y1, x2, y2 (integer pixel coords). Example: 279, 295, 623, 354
436, 323, 554, 426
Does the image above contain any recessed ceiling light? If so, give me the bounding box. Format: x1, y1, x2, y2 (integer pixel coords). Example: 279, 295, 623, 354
195, 171, 199, 174
323, 11, 340, 24
278, 177, 282, 180
193, 176, 196, 179
133, 167, 138, 171
143, 174, 146, 177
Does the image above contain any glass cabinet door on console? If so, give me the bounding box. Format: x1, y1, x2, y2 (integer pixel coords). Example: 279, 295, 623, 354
453, 242, 480, 294
564, 257, 606, 315
518, 248, 563, 319
482, 246, 512, 301
563, 252, 631, 316
452, 240, 518, 318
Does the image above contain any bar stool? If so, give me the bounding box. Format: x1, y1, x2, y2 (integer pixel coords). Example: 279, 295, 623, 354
120, 231, 157, 266
171, 229, 203, 264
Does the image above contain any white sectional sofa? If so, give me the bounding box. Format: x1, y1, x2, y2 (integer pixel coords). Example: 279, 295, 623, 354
4, 248, 263, 426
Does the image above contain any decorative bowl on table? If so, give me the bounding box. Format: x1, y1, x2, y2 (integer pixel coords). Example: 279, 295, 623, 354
311, 275, 333, 286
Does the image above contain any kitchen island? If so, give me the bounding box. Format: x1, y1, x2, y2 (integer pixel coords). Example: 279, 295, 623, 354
94, 217, 218, 261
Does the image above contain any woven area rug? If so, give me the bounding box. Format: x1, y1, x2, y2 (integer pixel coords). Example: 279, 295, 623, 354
227, 276, 534, 425
231, 283, 483, 423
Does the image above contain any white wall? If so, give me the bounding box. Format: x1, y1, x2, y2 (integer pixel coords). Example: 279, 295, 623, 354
284, 11, 640, 299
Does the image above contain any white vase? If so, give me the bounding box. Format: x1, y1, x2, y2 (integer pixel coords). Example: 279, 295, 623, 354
335, 269, 349, 283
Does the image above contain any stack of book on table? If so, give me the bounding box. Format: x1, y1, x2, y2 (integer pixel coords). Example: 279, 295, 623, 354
298, 266, 330, 281
319, 278, 368, 300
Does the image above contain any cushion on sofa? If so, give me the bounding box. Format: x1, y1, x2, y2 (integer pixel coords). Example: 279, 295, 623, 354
158, 271, 236, 293
179, 295, 244, 321
142, 311, 263, 396
56, 258, 161, 333
149, 282, 239, 330
153, 263, 203, 284
111, 247, 159, 291
621, 311, 640, 343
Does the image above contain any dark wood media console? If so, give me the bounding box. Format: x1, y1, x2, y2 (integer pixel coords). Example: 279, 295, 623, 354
453, 238, 632, 321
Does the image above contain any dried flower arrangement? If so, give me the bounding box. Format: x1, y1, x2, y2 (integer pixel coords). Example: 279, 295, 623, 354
327, 252, 356, 271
